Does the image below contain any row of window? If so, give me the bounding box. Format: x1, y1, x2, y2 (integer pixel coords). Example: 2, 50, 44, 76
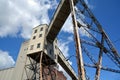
34, 27, 43, 34
32, 34, 42, 40
30, 43, 41, 50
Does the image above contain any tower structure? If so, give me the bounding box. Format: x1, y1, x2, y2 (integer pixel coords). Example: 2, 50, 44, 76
12, 24, 77, 80
23, 24, 57, 80
46, 0, 120, 80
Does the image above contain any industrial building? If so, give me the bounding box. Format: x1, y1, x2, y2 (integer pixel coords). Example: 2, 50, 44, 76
0, 0, 120, 80
0, 24, 76, 80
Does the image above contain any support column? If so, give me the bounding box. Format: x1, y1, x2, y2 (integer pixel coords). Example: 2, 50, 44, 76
95, 35, 104, 80
40, 52, 43, 80
69, 0, 86, 80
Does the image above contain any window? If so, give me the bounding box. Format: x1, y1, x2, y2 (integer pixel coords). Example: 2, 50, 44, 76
34, 29, 37, 33
46, 28, 48, 33
30, 45, 34, 50
24, 48, 28, 51
33, 36, 36, 39
39, 34, 42, 38
40, 27, 43, 31
55, 45, 57, 49
54, 55, 57, 59
50, 49, 52, 54
55, 39, 57, 43
44, 44, 47, 49
37, 43, 41, 48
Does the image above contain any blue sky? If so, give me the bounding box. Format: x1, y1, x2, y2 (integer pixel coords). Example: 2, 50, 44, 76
0, 0, 120, 79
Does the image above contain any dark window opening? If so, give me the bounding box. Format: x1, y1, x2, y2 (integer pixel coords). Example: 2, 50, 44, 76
54, 55, 56, 59
40, 27, 43, 31
39, 34, 42, 37
33, 36, 36, 39
44, 44, 47, 49
55, 45, 57, 49
55, 39, 57, 43
34, 29, 37, 33
37, 43, 41, 48
50, 49, 52, 54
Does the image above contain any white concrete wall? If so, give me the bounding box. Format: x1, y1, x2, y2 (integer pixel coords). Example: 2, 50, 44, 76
0, 24, 69, 80
11, 40, 29, 80
27, 24, 48, 55
0, 67, 14, 80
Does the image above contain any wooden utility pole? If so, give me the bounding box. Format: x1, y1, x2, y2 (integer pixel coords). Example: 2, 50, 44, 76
69, 0, 86, 80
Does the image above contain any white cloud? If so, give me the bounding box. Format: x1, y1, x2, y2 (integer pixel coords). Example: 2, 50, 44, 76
0, 0, 90, 39
61, 14, 73, 34
0, 50, 15, 69
61, 14, 90, 38
58, 40, 69, 57
0, 0, 58, 39
68, 36, 73, 42
79, 27, 91, 37
58, 36, 73, 58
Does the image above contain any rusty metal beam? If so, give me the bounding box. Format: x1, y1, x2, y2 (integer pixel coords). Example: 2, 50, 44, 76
69, 0, 86, 80
78, 0, 120, 60
84, 63, 120, 73
40, 52, 43, 80
95, 35, 104, 80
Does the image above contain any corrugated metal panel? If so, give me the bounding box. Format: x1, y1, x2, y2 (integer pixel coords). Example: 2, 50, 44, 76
0, 67, 14, 80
